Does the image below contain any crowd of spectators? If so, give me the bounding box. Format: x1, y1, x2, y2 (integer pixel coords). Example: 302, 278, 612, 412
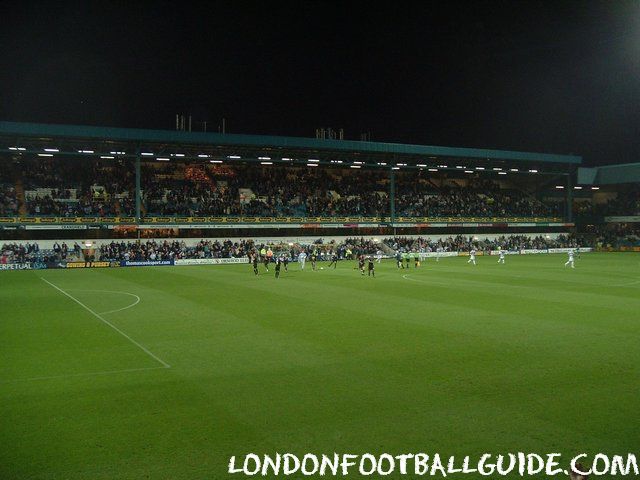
0, 166, 20, 215
141, 165, 567, 218
395, 178, 560, 217
0, 241, 84, 263
0, 184, 19, 215
577, 190, 640, 217
1, 242, 41, 264
97, 239, 256, 262
2, 159, 638, 220
21, 158, 135, 216
385, 234, 579, 252
142, 164, 389, 217
0, 242, 75, 264
4, 227, 640, 266
586, 223, 640, 248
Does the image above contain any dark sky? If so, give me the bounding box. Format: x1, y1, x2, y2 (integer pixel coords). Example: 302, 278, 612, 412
0, 1, 638, 165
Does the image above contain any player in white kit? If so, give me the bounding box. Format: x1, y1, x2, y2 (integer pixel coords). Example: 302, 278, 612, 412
298, 251, 307, 270
468, 248, 477, 265
498, 249, 505, 264
376, 249, 383, 263
564, 249, 575, 268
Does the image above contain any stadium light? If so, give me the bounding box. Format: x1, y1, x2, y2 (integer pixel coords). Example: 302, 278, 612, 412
493, 167, 502, 171
574, 186, 582, 190
392, 167, 400, 170
260, 161, 273, 165
330, 160, 343, 164
228, 155, 241, 159
428, 168, 438, 172
110, 151, 125, 155
456, 165, 464, 169
210, 160, 223, 163
475, 167, 485, 170
17, 147, 26, 151
281, 157, 292, 161
198, 154, 210, 158
306, 163, 318, 167
498, 172, 507, 175
156, 157, 170, 161
258, 156, 271, 160
141, 152, 154, 156
173, 153, 185, 157
8, 147, 17, 150
437, 164, 448, 168
555, 185, 565, 189
78, 150, 94, 154
464, 170, 473, 174
397, 163, 407, 166
377, 162, 387, 166
350, 165, 361, 169
529, 169, 538, 173
416, 164, 427, 167
43, 148, 59, 152
308, 159, 320, 163
510, 168, 519, 172
353, 161, 364, 165
591, 186, 600, 190
100, 155, 115, 159
37, 153, 53, 157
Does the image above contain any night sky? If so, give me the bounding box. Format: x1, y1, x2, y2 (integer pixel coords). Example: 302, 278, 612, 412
0, 1, 638, 165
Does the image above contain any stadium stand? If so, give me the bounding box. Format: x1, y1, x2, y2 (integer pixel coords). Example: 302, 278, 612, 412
20, 158, 135, 216
0, 160, 573, 220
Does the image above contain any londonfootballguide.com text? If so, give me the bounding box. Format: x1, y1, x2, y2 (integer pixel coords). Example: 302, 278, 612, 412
228, 452, 639, 477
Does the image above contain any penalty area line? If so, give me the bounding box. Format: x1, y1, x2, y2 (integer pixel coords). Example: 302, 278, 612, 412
40, 277, 171, 369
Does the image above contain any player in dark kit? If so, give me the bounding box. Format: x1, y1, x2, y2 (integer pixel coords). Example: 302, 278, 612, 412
358, 255, 366, 275
283, 255, 289, 272
310, 253, 317, 271
367, 256, 375, 277
252, 253, 259, 275
275, 257, 282, 278
327, 252, 339, 269
396, 251, 404, 269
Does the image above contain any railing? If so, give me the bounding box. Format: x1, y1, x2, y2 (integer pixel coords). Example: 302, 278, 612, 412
0, 215, 567, 227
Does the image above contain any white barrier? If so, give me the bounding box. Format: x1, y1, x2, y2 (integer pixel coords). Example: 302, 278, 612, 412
548, 247, 592, 254
419, 252, 460, 258
174, 257, 249, 266
487, 247, 593, 256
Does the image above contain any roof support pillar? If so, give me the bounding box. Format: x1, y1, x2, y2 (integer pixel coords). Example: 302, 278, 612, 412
135, 151, 141, 224
389, 168, 396, 226
566, 173, 573, 223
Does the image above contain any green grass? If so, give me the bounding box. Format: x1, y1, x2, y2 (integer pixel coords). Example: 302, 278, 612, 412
1, 252, 639, 479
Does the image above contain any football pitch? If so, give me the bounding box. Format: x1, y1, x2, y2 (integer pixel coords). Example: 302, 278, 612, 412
1, 252, 639, 479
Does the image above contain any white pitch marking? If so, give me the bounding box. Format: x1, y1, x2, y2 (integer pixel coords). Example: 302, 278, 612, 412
609, 279, 640, 287
40, 278, 170, 368
66, 289, 142, 315
4, 366, 168, 383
